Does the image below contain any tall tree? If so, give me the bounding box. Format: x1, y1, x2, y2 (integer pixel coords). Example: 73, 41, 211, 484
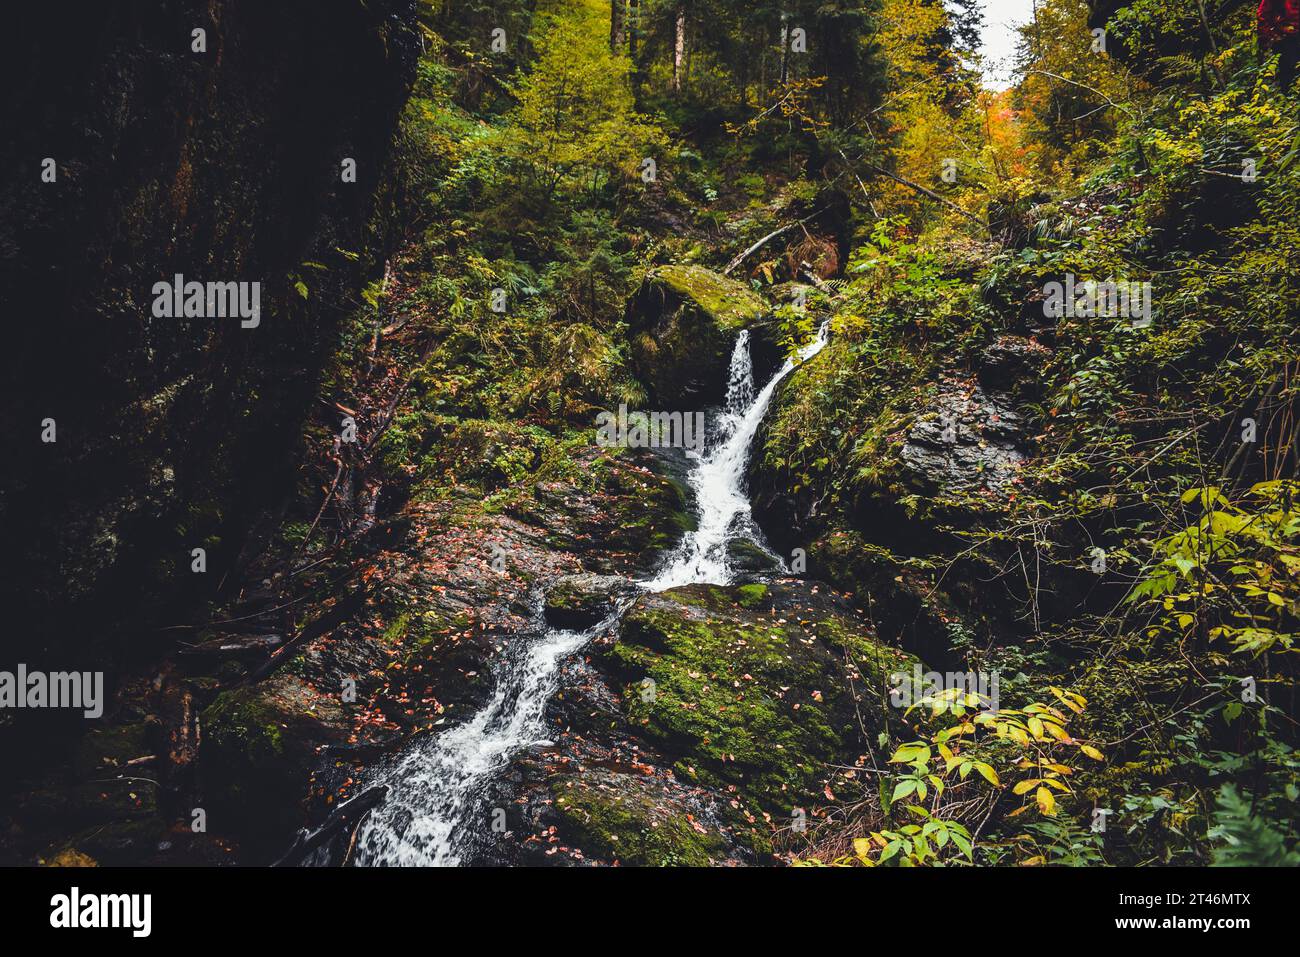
506, 0, 664, 200
673, 5, 687, 91
611, 0, 626, 52
946, 0, 985, 53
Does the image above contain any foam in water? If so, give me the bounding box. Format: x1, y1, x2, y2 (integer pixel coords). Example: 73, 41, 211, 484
352, 324, 828, 866
354, 616, 605, 866
642, 323, 829, 591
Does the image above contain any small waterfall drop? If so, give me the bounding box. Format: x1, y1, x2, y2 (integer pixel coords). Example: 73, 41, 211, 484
351, 323, 829, 866
354, 614, 611, 866
642, 323, 830, 592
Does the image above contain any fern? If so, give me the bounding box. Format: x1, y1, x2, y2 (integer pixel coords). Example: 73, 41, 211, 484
1208, 784, 1300, 866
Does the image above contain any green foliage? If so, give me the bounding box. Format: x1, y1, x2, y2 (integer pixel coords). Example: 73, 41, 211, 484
504, 1, 666, 203
1130, 482, 1300, 658
1208, 783, 1300, 866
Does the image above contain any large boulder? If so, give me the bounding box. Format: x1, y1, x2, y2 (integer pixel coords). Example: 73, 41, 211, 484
603, 582, 915, 812
480, 579, 919, 866
627, 264, 767, 407
899, 382, 1027, 498
543, 574, 635, 630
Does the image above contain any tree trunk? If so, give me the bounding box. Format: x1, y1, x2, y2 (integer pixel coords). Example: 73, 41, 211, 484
610, 0, 625, 53
779, 12, 790, 85
673, 7, 687, 92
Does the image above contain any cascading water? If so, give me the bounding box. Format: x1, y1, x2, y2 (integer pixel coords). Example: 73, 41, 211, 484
354, 613, 614, 866
642, 322, 830, 592
351, 323, 828, 866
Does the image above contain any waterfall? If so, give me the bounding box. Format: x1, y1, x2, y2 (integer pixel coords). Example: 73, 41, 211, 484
350, 324, 828, 866
642, 323, 830, 592
353, 613, 614, 866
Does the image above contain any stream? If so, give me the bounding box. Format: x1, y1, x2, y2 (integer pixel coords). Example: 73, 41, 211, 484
352, 324, 829, 866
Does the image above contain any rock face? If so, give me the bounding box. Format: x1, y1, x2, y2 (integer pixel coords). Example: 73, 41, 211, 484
627, 264, 767, 407
977, 334, 1052, 400
485, 580, 917, 866
746, 341, 1042, 671
543, 575, 634, 630
0, 3, 421, 667
899, 382, 1027, 498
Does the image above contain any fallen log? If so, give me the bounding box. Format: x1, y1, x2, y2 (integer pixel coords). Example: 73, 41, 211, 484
243, 589, 368, 685
178, 633, 283, 658
273, 785, 389, 867
856, 158, 988, 230
721, 221, 802, 276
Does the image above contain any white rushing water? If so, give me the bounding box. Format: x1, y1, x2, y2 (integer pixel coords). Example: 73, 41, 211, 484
353, 616, 604, 866
642, 323, 830, 591
352, 324, 828, 866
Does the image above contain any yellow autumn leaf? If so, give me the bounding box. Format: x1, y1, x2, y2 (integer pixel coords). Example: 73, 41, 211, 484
1036, 786, 1057, 815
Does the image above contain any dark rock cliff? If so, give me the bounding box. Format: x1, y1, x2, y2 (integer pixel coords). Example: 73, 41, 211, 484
0, 4, 420, 674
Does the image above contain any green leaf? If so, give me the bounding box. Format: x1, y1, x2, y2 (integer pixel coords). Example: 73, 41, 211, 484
891, 779, 917, 802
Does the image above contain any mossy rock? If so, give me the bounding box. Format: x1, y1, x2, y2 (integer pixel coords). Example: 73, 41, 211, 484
544, 575, 632, 630
200, 675, 347, 850
605, 582, 916, 815
550, 774, 731, 866
596, 457, 695, 567
727, 539, 781, 575
649, 264, 767, 329
628, 264, 768, 407
733, 582, 770, 608
811, 527, 994, 667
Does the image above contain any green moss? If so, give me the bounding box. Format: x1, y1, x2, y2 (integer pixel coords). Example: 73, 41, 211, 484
551, 781, 728, 866
653, 264, 766, 329
202, 687, 286, 766
609, 587, 915, 814
382, 613, 410, 643
197, 675, 353, 852
602, 461, 695, 558
814, 529, 908, 596
734, 583, 769, 608
382, 602, 468, 668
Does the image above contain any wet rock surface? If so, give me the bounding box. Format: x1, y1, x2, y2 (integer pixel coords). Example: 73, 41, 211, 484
482, 578, 916, 866
726, 538, 782, 574
745, 344, 1043, 678
899, 381, 1027, 497
543, 574, 636, 630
